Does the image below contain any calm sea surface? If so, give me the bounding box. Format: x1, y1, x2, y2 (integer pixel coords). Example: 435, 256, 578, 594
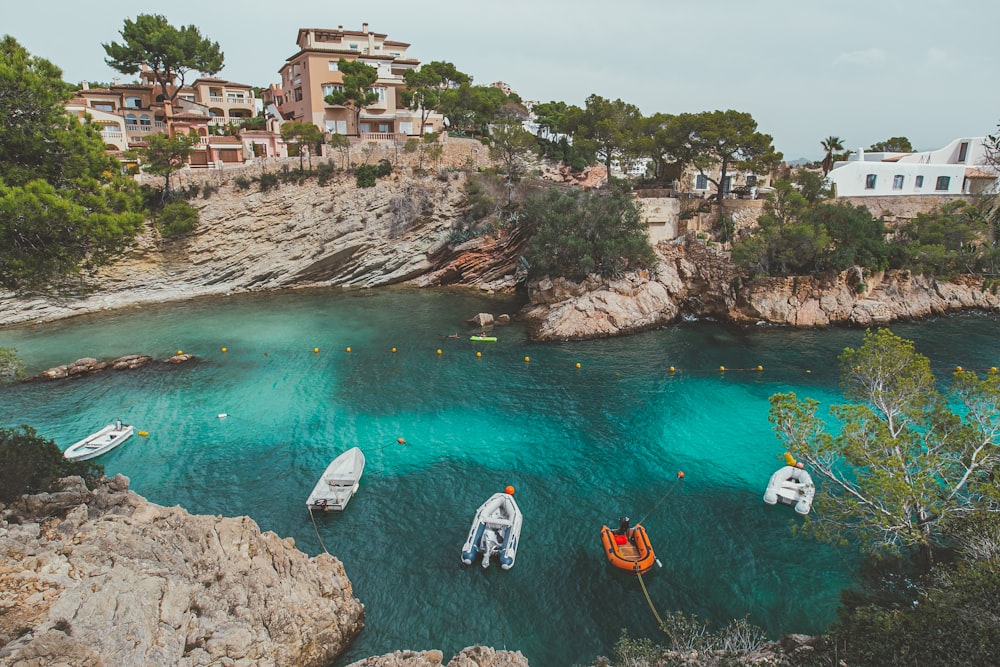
1, 287, 997, 666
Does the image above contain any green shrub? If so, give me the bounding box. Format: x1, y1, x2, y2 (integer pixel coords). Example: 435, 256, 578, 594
259, 172, 279, 191
0, 425, 104, 504
0, 347, 25, 383
158, 200, 199, 238
316, 161, 336, 186
523, 182, 656, 280
234, 176, 252, 190
355, 164, 377, 188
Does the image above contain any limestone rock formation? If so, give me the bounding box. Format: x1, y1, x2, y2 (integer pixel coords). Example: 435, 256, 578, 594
522, 238, 1000, 340
0, 172, 490, 328
346, 646, 528, 667
31, 355, 154, 381
0, 475, 364, 666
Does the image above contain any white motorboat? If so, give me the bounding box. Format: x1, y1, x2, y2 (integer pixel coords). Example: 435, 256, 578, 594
763, 464, 815, 515
306, 447, 365, 512
63, 422, 134, 461
461, 489, 523, 570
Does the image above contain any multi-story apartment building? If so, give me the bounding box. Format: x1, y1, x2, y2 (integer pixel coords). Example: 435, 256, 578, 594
67, 70, 269, 166
275, 23, 442, 138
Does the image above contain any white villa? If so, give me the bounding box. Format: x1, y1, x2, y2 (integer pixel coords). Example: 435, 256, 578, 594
827, 137, 998, 197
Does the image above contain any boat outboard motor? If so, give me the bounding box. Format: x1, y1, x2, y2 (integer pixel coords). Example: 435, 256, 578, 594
618, 516, 631, 535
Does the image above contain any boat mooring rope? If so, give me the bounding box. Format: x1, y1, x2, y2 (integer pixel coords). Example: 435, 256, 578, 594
308, 508, 331, 555
635, 473, 684, 526
636, 571, 666, 630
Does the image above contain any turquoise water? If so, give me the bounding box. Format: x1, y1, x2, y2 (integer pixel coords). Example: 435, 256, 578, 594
1, 288, 997, 666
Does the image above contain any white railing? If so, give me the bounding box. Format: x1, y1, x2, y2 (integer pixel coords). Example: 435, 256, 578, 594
208, 95, 224, 103
359, 132, 406, 142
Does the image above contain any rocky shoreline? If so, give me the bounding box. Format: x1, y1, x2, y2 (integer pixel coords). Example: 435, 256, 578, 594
521, 240, 1000, 340
0, 475, 531, 666
1, 173, 997, 337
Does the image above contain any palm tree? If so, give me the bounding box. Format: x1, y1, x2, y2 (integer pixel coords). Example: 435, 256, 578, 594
820, 136, 845, 175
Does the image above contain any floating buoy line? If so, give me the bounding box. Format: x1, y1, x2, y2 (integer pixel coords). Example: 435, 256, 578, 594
152, 344, 997, 378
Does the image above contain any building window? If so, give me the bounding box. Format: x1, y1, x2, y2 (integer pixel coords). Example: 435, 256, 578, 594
368, 87, 386, 102
329, 61, 338, 71
293, 87, 303, 102
746, 175, 757, 187
865, 174, 877, 189
958, 142, 969, 163
125, 113, 137, 126
139, 114, 151, 127
125, 96, 142, 109
935, 176, 950, 191
892, 175, 904, 190
93, 102, 114, 112
322, 84, 344, 98
915, 175, 924, 189
349, 44, 358, 50
695, 174, 708, 190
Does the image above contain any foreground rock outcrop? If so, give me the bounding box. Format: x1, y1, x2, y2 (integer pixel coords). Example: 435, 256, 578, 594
0, 475, 365, 666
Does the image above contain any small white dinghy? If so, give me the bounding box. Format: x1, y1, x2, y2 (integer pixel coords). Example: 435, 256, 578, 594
306, 447, 365, 512
461, 488, 523, 570
63, 422, 134, 461
763, 464, 815, 515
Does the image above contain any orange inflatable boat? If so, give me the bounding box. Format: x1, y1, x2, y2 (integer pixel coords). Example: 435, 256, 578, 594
600, 517, 658, 575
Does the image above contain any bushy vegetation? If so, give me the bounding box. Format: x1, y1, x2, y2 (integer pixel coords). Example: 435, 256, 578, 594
0, 425, 104, 504
354, 159, 393, 188
825, 513, 1000, 666
0, 37, 144, 292
157, 200, 199, 238
886, 199, 1000, 276
522, 182, 656, 280
0, 347, 25, 383
733, 178, 888, 277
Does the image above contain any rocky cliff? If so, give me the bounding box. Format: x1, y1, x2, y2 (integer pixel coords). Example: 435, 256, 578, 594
522, 239, 1000, 340
0, 171, 522, 329
0, 171, 996, 338
0, 475, 364, 666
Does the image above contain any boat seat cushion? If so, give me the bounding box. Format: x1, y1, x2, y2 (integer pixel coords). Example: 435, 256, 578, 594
486, 518, 511, 526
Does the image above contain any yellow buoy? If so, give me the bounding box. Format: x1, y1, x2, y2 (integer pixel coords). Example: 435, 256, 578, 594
756, 365, 763, 371
391, 347, 397, 353
436, 349, 443, 355
138, 431, 149, 437
719, 366, 726, 372
176, 350, 183, 355
806, 370, 812, 374
346, 346, 352, 353
313, 347, 319, 353
991, 367, 998, 373
575, 362, 581, 369
524, 356, 531, 363
221, 347, 227, 353
955, 366, 963, 371
669, 366, 675, 373
476, 351, 482, 358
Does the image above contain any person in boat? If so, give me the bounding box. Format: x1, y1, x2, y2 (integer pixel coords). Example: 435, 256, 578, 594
115, 419, 122, 430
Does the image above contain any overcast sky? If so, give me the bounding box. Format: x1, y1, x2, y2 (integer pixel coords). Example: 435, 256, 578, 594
7, 0, 999, 160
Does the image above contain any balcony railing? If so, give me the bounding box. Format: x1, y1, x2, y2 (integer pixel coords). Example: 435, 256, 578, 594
359, 132, 405, 142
